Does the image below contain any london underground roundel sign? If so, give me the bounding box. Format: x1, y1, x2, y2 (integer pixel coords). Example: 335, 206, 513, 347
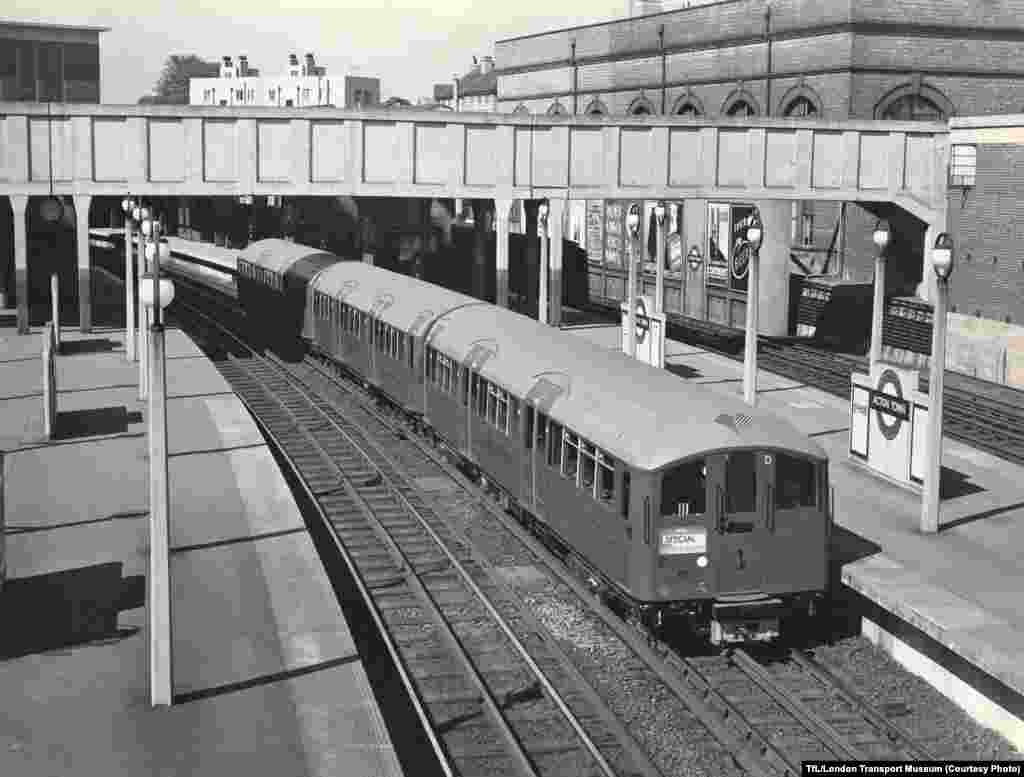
872, 368, 910, 441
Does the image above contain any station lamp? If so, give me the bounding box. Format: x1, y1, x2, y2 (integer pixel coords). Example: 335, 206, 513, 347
626, 204, 641, 239
873, 219, 891, 252
932, 232, 955, 281
745, 209, 764, 252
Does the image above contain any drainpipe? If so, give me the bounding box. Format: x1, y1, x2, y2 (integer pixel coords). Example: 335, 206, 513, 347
571, 41, 578, 114
764, 5, 773, 116
659, 25, 666, 114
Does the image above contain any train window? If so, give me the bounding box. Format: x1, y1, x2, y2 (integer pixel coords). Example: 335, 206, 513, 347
621, 471, 631, 519
524, 406, 534, 448
461, 368, 469, 405
537, 412, 548, 456
775, 454, 817, 508
487, 384, 499, 427
580, 440, 596, 493
508, 397, 518, 435
426, 347, 436, 382
561, 431, 579, 481
725, 452, 757, 514
660, 460, 706, 517
547, 420, 561, 469
598, 453, 615, 503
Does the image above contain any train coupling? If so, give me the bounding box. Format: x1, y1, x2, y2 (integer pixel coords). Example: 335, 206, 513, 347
710, 597, 784, 645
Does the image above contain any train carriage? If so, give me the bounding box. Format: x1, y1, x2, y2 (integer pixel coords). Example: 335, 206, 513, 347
243, 239, 832, 644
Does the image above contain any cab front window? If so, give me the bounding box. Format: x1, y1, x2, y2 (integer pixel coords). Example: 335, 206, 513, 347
660, 459, 707, 518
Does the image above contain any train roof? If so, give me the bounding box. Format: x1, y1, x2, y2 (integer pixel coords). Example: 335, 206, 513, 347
311, 263, 827, 471
424, 303, 827, 471
310, 261, 486, 335
238, 238, 342, 275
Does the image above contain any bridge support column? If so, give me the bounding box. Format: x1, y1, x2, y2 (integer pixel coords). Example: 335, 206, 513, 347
494, 198, 512, 308
11, 195, 28, 334
471, 200, 491, 300
523, 201, 540, 317
75, 195, 92, 333
548, 200, 566, 327
682, 198, 706, 320
752, 200, 791, 337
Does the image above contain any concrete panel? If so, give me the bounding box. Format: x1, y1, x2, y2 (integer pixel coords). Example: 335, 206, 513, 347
165, 327, 206, 358
149, 119, 186, 183
30, 116, 73, 183
514, 127, 531, 187
764, 129, 797, 188
414, 122, 452, 185
166, 394, 262, 456
166, 356, 232, 397
257, 120, 291, 182
465, 124, 499, 187
92, 117, 128, 182
169, 446, 301, 548
528, 125, 568, 188
171, 532, 355, 696
3, 436, 147, 530
812, 131, 843, 189
6, 518, 148, 579
203, 119, 238, 182
905, 132, 935, 199
621, 126, 665, 188
716, 129, 749, 187
570, 127, 607, 188
858, 131, 890, 190
363, 120, 412, 184
668, 127, 702, 187
2, 116, 29, 182
57, 353, 138, 392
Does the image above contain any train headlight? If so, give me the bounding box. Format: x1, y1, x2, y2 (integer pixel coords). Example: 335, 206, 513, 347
696, 556, 708, 568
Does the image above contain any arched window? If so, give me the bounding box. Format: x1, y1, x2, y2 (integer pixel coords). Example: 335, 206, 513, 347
584, 98, 608, 116
874, 83, 953, 121
726, 100, 756, 117
676, 102, 701, 117
547, 101, 569, 116
627, 95, 656, 116
783, 96, 818, 117
880, 94, 945, 121
513, 103, 530, 115
671, 93, 704, 117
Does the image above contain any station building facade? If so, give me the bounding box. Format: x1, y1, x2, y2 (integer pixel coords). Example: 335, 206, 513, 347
493, 0, 1024, 362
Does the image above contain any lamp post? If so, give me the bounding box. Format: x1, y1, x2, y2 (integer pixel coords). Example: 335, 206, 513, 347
869, 219, 891, 373
121, 197, 138, 361
139, 212, 175, 707
538, 201, 550, 325
654, 202, 666, 315
137, 207, 152, 398
921, 232, 954, 535
626, 204, 642, 359
742, 209, 764, 406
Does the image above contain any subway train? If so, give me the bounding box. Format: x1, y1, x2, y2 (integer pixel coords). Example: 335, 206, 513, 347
237, 239, 831, 644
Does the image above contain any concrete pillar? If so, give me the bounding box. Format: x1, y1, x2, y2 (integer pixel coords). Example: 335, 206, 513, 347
655, 205, 666, 314
494, 198, 512, 308
0, 199, 9, 310
538, 205, 550, 326
11, 195, 28, 334
920, 222, 940, 306
921, 275, 949, 534
870, 252, 887, 371
148, 322, 173, 704
471, 200, 491, 300
743, 243, 760, 406
548, 199, 566, 326
50, 273, 60, 350
125, 218, 136, 361
74, 194, 92, 333
752, 199, 791, 337
523, 201, 539, 316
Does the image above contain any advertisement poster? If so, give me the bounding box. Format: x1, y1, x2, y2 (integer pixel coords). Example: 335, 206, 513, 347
586, 201, 604, 264
706, 203, 731, 287
729, 203, 756, 294
604, 201, 624, 269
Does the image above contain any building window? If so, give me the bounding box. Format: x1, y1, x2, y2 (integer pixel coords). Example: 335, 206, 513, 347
268, 88, 275, 101
801, 213, 814, 246
784, 96, 818, 117
676, 102, 701, 117
628, 95, 656, 116
950, 144, 977, 188
513, 103, 529, 114
547, 101, 568, 116
726, 99, 756, 117
881, 94, 945, 121
285, 99, 294, 107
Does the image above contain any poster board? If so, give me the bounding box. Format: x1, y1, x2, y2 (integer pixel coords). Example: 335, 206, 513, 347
586, 201, 604, 263
604, 201, 625, 268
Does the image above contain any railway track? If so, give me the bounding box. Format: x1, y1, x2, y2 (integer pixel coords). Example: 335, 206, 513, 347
168, 283, 942, 776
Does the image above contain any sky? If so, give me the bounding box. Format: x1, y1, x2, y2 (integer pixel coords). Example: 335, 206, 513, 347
6, 1, 626, 104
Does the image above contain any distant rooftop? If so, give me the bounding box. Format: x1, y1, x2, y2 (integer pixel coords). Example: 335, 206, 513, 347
0, 19, 110, 33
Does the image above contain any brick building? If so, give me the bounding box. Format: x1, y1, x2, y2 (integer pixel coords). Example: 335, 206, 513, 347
433, 56, 499, 112
0, 20, 106, 103
493, 0, 1024, 335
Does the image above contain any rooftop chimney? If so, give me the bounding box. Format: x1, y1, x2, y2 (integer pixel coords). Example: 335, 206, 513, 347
238, 54, 248, 76
289, 53, 299, 66
480, 56, 494, 74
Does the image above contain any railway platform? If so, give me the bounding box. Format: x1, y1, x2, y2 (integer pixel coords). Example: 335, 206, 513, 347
564, 321, 1024, 748
0, 311, 405, 776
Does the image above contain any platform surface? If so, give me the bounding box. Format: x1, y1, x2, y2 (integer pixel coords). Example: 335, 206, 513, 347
0, 319, 404, 777
566, 322, 1024, 700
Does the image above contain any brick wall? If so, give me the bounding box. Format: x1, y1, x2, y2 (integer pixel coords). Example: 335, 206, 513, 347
948, 143, 1024, 324
853, 35, 1024, 73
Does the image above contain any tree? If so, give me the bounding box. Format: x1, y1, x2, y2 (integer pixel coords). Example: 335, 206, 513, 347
138, 55, 219, 105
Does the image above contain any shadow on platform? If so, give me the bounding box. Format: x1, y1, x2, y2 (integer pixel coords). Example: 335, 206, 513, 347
940, 465, 985, 500
939, 499, 1024, 533
59, 338, 119, 356
816, 525, 885, 645
666, 362, 703, 380
53, 407, 143, 440
0, 562, 143, 660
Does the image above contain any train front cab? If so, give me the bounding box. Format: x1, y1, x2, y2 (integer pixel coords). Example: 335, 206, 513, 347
647, 449, 830, 644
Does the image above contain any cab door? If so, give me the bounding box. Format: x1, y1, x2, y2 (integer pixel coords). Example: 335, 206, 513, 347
708, 450, 772, 594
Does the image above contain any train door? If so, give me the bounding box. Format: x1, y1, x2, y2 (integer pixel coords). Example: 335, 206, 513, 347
762, 453, 828, 593
707, 450, 771, 593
